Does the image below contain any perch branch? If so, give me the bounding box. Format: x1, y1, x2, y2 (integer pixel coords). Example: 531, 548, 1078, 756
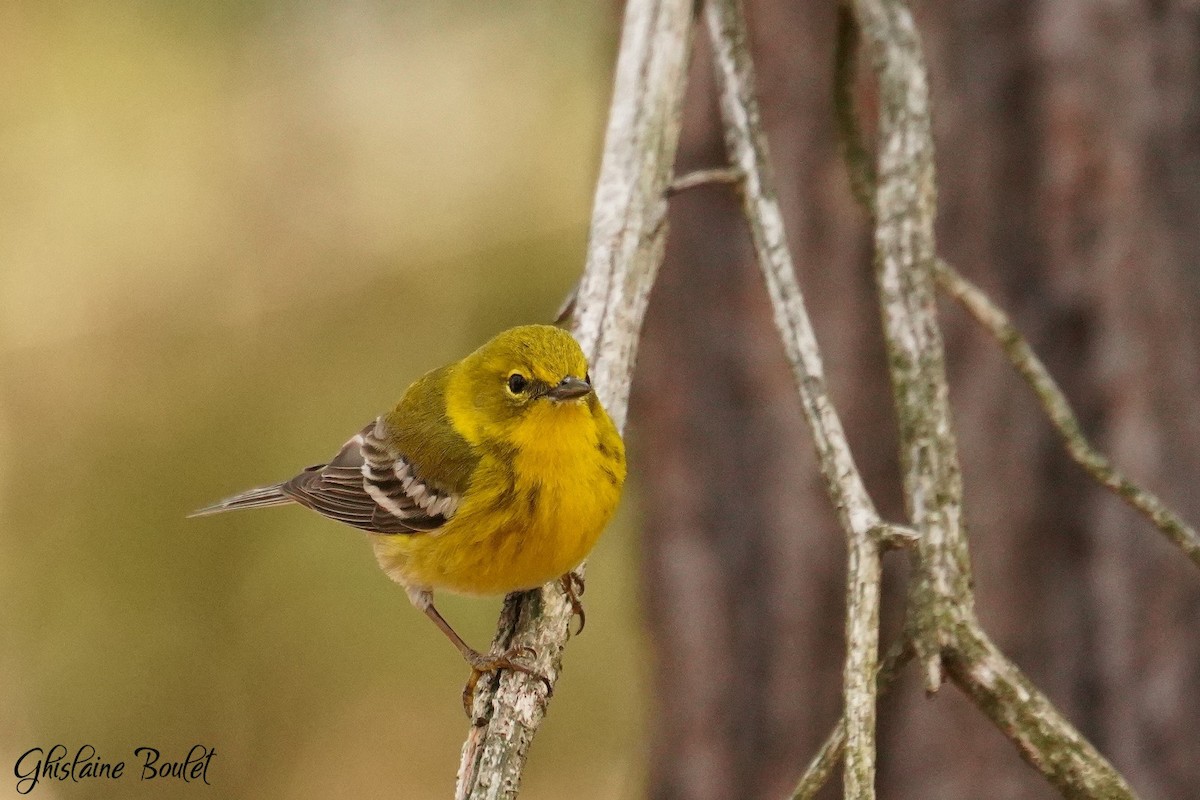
934, 259, 1200, 569
454, 0, 696, 797
703, 0, 889, 794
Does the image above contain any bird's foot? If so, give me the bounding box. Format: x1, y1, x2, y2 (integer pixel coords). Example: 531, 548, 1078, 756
560, 572, 586, 635
461, 645, 553, 718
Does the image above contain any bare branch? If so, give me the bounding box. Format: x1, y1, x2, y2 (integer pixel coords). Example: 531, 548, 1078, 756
935, 259, 1200, 569
845, 0, 970, 697
454, 0, 696, 796
703, 0, 887, 794
569, 0, 697, 424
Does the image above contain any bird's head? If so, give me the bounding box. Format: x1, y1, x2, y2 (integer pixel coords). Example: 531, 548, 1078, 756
450, 324, 595, 443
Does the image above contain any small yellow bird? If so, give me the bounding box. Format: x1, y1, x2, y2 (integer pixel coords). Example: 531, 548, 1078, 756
192, 324, 625, 707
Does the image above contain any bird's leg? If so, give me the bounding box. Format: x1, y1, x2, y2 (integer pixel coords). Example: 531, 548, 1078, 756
560, 571, 586, 635
405, 587, 551, 716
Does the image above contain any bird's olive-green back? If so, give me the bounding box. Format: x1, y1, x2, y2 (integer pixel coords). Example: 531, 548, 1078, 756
384, 365, 479, 497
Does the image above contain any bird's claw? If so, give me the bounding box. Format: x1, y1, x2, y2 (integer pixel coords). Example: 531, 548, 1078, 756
560, 572, 586, 635
461, 644, 553, 719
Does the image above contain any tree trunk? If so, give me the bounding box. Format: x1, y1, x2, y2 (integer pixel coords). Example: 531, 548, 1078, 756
632, 1, 1200, 798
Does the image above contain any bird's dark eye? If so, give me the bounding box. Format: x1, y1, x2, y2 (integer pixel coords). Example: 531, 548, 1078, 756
507, 373, 528, 394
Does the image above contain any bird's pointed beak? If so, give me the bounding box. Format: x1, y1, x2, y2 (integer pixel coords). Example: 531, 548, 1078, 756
547, 375, 592, 401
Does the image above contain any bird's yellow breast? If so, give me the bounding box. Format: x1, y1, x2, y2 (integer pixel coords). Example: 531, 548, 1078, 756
373, 399, 625, 595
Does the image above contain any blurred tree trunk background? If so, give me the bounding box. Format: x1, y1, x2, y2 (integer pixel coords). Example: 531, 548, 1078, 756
630, 1, 1200, 798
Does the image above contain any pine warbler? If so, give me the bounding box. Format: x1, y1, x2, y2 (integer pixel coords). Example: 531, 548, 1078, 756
192, 325, 625, 707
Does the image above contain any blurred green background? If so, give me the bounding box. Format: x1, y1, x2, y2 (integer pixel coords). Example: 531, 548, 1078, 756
0, 2, 649, 797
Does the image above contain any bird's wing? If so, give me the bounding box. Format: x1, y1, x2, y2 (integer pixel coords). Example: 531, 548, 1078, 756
280, 418, 462, 535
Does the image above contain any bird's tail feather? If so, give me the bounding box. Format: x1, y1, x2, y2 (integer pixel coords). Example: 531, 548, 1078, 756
188, 484, 294, 518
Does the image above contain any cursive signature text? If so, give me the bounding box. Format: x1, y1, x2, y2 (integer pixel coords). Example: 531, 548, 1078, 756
14, 744, 215, 794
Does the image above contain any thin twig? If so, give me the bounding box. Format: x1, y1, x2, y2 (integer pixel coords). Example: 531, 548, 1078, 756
934, 259, 1200, 569
665, 166, 743, 196
875, 522, 919, 551
703, 0, 886, 795
454, 0, 696, 796
553, 280, 579, 327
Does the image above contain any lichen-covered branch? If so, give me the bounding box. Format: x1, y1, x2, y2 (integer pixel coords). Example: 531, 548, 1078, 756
454, 1, 695, 797
934, 259, 1200, 570
703, 0, 888, 795
845, 0, 971, 697
836, 0, 1199, 576
833, 3, 1142, 797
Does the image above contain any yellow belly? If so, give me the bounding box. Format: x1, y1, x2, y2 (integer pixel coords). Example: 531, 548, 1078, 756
372, 429, 624, 596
